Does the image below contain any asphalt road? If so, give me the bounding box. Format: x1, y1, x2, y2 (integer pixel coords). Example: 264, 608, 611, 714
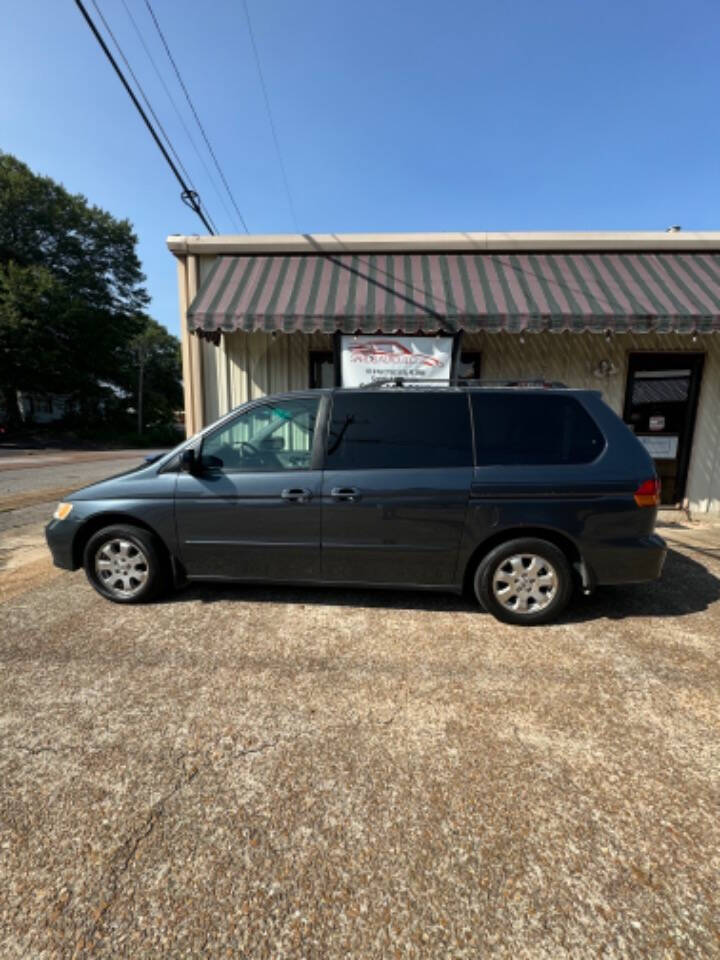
1, 457, 719, 957
0, 450, 161, 514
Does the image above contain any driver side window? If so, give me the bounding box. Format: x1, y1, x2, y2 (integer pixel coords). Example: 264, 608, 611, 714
201, 397, 320, 472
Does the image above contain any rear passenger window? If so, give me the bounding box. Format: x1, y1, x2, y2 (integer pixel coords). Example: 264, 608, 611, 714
326, 393, 472, 470
471, 393, 605, 465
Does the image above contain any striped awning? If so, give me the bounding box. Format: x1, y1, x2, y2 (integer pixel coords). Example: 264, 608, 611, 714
188, 252, 720, 334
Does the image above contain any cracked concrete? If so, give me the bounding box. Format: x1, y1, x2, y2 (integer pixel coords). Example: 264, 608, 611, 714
77, 765, 201, 955
0, 519, 719, 957
8, 744, 81, 756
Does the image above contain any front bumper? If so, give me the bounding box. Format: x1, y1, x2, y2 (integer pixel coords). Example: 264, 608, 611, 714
584, 533, 667, 586
45, 517, 80, 571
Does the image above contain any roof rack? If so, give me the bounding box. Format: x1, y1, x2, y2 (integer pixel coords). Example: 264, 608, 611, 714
363, 377, 568, 389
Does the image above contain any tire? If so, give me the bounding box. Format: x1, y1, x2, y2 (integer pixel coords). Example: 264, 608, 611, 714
473, 537, 573, 626
83, 524, 170, 604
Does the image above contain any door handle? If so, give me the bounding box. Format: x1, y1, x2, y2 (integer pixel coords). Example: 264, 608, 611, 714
330, 486, 361, 502
281, 487, 312, 503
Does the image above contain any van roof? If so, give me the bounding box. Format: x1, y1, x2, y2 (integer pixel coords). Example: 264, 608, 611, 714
355, 378, 567, 390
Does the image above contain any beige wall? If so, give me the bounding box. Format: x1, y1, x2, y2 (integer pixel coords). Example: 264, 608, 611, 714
199, 330, 333, 423
462, 331, 720, 514
183, 249, 719, 515
194, 328, 720, 514
178, 252, 720, 514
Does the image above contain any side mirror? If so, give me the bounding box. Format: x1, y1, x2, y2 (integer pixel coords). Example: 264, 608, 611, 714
179, 448, 198, 473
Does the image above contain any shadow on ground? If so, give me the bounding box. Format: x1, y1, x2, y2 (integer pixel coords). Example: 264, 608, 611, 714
565, 547, 720, 622
174, 547, 720, 622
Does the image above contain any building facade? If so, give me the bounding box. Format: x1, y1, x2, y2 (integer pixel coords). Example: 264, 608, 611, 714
168, 232, 720, 514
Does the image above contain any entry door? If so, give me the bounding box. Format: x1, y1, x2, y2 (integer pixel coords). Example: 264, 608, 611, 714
623, 353, 704, 505
175, 395, 322, 580
320, 392, 473, 585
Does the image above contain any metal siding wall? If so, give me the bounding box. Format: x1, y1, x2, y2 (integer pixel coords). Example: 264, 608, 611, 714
684, 337, 720, 513
288, 332, 310, 391
177, 256, 194, 438
206, 329, 720, 513
208, 331, 334, 413
200, 338, 220, 424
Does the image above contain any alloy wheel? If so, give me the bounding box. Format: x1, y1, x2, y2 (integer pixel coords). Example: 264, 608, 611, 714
94, 538, 150, 599
491, 553, 558, 614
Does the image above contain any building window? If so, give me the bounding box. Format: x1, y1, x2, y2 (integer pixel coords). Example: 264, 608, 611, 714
310, 351, 335, 388
458, 351, 481, 381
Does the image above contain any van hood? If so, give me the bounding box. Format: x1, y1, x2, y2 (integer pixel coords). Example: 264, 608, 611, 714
67, 460, 169, 501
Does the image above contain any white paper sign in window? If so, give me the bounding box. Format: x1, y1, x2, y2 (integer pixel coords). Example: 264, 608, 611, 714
637, 434, 679, 459
340, 335, 453, 387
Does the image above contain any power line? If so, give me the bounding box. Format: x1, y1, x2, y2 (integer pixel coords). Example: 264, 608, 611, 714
89, 0, 218, 234
144, 0, 249, 234
120, 0, 237, 234
74, 0, 215, 234
242, 0, 299, 231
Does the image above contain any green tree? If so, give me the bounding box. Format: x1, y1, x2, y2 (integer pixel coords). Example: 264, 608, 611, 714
0, 262, 68, 419
0, 152, 149, 426
127, 317, 183, 435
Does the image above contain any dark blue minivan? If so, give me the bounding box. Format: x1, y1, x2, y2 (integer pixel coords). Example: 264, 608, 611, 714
46, 384, 666, 625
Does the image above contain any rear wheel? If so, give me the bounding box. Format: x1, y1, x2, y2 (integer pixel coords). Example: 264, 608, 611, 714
83, 524, 169, 604
474, 538, 573, 625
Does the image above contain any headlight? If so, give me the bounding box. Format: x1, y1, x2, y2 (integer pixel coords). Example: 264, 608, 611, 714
53, 502, 73, 521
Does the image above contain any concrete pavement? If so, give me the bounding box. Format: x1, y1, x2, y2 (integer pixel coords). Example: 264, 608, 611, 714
0, 458, 719, 957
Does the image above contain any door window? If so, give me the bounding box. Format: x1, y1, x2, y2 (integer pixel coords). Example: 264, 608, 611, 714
325, 393, 472, 470
631, 369, 690, 406
201, 396, 320, 471
471, 393, 605, 465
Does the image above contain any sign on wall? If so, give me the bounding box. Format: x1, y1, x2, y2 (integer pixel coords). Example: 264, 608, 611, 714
637, 434, 679, 460
340, 335, 454, 387
649, 415, 666, 432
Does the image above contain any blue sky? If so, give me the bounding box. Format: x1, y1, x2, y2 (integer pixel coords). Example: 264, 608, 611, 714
2, 0, 719, 336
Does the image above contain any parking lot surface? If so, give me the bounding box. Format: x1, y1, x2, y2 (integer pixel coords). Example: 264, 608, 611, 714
1, 456, 719, 958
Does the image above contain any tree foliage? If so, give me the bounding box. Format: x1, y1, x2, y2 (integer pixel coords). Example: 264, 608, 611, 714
0, 152, 180, 430
126, 317, 183, 432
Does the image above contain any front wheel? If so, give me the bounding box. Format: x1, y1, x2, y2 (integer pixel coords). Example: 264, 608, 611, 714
83, 524, 169, 604
474, 538, 573, 625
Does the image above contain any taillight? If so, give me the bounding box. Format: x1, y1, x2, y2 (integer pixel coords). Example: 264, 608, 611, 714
634, 477, 661, 507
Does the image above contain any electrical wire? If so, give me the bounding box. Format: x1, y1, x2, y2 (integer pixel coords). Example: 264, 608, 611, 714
242, 0, 299, 231
73, 0, 214, 233
89, 0, 218, 234
144, 0, 249, 233
120, 0, 237, 234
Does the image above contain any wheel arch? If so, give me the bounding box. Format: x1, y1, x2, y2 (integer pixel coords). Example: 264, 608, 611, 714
72, 512, 169, 569
461, 526, 583, 594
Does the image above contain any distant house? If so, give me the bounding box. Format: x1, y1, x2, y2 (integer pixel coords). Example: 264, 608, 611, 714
17, 393, 71, 423
0, 392, 72, 425
167, 231, 720, 514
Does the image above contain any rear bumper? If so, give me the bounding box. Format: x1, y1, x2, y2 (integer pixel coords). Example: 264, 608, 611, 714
584, 533, 667, 586
45, 519, 79, 571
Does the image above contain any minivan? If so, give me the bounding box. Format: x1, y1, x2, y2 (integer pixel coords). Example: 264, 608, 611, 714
46, 383, 666, 625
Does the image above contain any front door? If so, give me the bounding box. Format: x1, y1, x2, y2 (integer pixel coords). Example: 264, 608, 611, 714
623, 353, 704, 505
175, 395, 323, 580
320, 391, 473, 585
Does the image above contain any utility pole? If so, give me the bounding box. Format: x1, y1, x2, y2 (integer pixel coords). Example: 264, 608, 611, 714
137, 343, 145, 436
